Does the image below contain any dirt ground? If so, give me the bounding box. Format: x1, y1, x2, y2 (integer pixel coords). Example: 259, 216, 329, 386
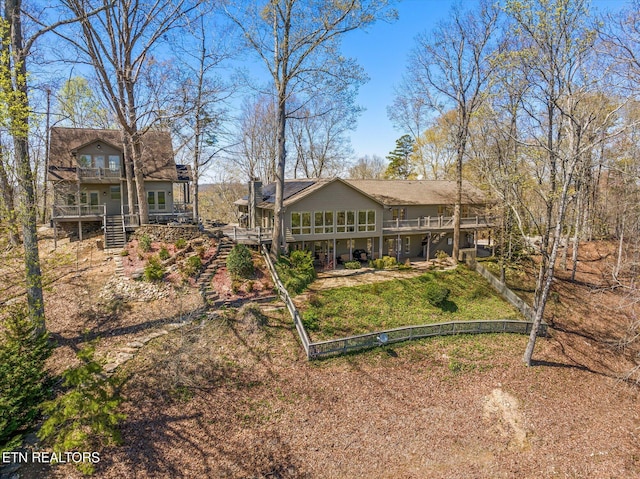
7, 236, 640, 478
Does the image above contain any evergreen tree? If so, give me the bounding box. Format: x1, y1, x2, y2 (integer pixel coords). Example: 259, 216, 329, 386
385, 134, 415, 179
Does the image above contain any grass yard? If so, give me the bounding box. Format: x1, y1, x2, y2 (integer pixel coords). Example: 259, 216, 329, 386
301, 266, 524, 341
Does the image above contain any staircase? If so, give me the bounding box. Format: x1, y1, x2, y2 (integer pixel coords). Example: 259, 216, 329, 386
196, 237, 235, 307
104, 215, 126, 248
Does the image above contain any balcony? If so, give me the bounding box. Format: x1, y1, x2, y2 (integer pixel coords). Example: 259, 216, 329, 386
77, 167, 122, 181
383, 215, 495, 233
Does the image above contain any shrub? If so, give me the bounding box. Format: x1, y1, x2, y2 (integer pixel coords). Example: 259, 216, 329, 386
139, 234, 152, 253
227, 244, 254, 279
302, 310, 320, 332
424, 282, 450, 306
370, 256, 397, 270
435, 250, 449, 261
158, 246, 170, 261
231, 279, 241, 294
120, 249, 129, 257
182, 254, 202, 277
245, 280, 254, 293
175, 238, 187, 249
276, 250, 316, 294
0, 305, 51, 454
144, 256, 165, 282
39, 345, 125, 475
344, 261, 361, 270
196, 246, 205, 258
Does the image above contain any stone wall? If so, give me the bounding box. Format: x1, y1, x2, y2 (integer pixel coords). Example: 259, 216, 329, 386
133, 224, 201, 243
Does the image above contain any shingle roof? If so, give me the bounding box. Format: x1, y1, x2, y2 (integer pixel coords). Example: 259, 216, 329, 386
236, 177, 487, 208
345, 179, 487, 206
48, 127, 178, 182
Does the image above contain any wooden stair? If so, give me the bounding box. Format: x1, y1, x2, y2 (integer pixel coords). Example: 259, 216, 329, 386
104, 215, 126, 248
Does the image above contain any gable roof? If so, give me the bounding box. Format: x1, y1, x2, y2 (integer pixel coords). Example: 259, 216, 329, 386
236, 177, 487, 209
48, 127, 178, 182
345, 179, 487, 206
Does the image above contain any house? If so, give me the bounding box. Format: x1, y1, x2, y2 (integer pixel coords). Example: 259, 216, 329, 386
48, 127, 192, 247
235, 177, 494, 265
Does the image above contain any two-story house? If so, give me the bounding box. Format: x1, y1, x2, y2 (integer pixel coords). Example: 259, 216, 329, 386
235, 177, 493, 266
48, 127, 192, 247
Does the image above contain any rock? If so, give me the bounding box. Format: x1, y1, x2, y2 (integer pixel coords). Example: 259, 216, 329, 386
126, 341, 144, 348
104, 363, 118, 373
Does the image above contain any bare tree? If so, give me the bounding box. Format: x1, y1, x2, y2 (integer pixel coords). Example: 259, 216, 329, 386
57, 0, 197, 225
225, 0, 395, 253
397, 0, 500, 262
347, 154, 386, 179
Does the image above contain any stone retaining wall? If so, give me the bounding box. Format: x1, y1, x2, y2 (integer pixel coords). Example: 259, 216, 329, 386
133, 224, 201, 243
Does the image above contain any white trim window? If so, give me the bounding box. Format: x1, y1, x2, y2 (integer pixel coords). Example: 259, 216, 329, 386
358, 210, 376, 232
404, 237, 410, 255
336, 210, 355, 233
314, 211, 334, 234
291, 211, 311, 235
148, 191, 167, 211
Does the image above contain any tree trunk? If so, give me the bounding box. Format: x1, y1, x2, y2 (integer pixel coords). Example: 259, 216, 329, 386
271, 89, 286, 255
5, 0, 45, 333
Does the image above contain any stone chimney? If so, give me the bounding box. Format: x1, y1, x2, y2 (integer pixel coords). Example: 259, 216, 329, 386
248, 178, 262, 228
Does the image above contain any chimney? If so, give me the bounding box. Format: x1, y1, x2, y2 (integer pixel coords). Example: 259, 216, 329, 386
248, 178, 262, 228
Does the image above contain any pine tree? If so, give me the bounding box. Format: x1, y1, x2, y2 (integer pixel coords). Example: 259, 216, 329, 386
384, 134, 415, 179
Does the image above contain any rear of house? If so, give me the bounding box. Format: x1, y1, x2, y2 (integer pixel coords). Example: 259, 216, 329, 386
236, 177, 494, 267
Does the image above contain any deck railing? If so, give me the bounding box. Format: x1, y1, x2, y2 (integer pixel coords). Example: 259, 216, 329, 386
77, 167, 122, 180
52, 204, 105, 218
229, 227, 273, 244
383, 215, 495, 231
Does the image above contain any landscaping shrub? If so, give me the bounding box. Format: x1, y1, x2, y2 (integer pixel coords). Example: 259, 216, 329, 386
139, 234, 152, 253
182, 254, 202, 277
120, 249, 129, 257
227, 244, 254, 279
369, 256, 397, 270
246, 280, 254, 293
344, 261, 361, 270
39, 345, 125, 475
276, 250, 316, 294
435, 250, 449, 261
158, 246, 170, 261
424, 282, 450, 306
302, 310, 320, 332
175, 238, 187, 249
144, 256, 165, 282
0, 305, 52, 454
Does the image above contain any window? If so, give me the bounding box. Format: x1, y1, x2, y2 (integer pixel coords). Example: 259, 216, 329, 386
78, 154, 91, 167
147, 191, 167, 211
392, 208, 406, 221
336, 210, 355, 233
404, 237, 410, 255
291, 212, 311, 235
108, 155, 121, 171
94, 155, 105, 169
438, 206, 454, 216
358, 210, 376, 232
110, 185, 121, 200
314, 211, 334, 234
157, 191, 166, 210
66, 193, 76, 206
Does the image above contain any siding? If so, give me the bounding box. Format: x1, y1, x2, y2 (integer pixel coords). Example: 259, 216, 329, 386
284, 180, 383, 242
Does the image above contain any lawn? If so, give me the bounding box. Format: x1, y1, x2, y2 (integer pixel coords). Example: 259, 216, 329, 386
301, 266, 524, 340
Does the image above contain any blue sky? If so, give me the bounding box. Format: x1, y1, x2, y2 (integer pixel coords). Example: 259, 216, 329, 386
340, 0, 629, 161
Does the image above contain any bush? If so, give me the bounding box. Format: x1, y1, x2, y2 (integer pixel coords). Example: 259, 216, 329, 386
139, 234, 152, 253
435, 250, 449, 261
182, 254, 202, 277
370, 256, 397, 270
175, 238, 187, 249
0, 305, 52, 454
227, 244, 254, 279
39, 345, 125, 475
276, 250, 316, 295
144, 256, 165, 282
246, 280, 254, 293
424, 282, 450, 306
344, 261, 361, 269
120, 249, 129, 257
158, 246, 170, 261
